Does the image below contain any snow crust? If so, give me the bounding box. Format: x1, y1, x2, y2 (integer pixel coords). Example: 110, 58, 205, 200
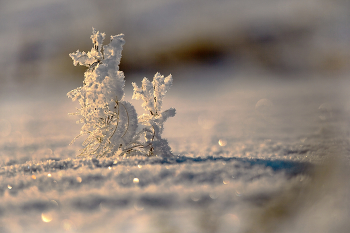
0, 69, 349, 232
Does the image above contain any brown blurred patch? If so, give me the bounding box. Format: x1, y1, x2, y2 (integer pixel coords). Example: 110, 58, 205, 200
244, 147, 347, 233
119, 25, 327, 74
11, 23, 348, 86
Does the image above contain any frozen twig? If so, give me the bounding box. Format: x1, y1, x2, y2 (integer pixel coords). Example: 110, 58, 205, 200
68, 28, 175, 158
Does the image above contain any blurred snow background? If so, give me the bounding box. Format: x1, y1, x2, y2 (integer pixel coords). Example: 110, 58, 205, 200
0, 0, 350, 232
1, 0, 349, 96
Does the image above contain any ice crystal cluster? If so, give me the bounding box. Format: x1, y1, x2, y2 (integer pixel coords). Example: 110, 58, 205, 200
67, 28, 175, 158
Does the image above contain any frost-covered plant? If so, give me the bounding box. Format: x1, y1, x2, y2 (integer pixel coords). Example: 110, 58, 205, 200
132, 73, 176, 157
68, 28, 175, 158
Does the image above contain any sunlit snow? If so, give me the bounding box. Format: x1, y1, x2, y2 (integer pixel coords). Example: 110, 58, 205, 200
0, 70, 349, 232
0, 1, 349, 232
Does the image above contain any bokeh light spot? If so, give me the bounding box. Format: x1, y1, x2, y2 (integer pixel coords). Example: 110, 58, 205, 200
41, 212, 53, 223
255, 98, 274, 117
218, 139, 227, 146
62, 219, 74, 231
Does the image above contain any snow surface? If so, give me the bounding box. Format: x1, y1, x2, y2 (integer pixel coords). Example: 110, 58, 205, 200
0, 66, 349, 232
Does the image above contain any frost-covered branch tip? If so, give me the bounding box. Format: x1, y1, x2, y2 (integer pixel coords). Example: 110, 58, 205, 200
132, 73, 176, 156
67, 28, 176, 158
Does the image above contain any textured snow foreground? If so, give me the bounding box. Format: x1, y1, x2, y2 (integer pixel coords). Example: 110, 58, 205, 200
1, 69, 350, 232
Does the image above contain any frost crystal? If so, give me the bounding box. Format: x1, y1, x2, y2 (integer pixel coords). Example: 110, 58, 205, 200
68, 28, 175, 158
132, 73, 176, 157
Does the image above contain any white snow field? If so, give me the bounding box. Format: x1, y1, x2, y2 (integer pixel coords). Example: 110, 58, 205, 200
0, 66, 349, 233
